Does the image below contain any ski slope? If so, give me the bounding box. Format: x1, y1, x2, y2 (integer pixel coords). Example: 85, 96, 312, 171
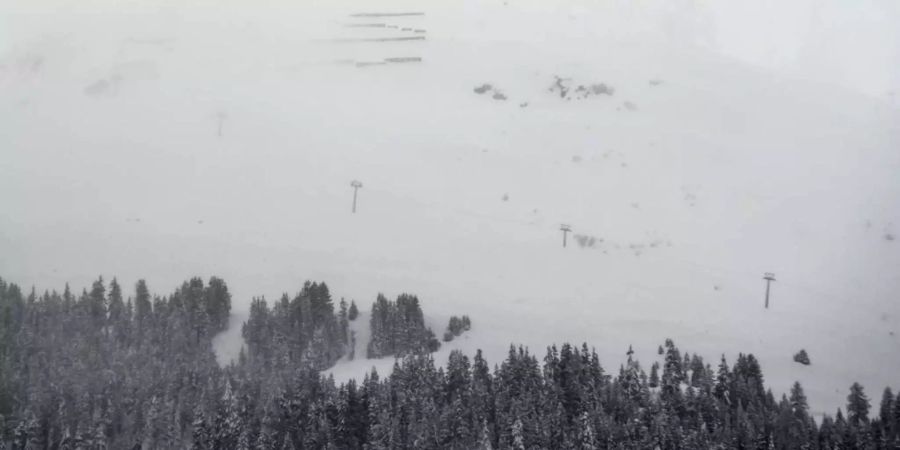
1, 0, 899, 417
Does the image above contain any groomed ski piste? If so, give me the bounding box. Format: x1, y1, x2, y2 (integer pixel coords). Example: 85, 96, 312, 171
2, 0, 899, 417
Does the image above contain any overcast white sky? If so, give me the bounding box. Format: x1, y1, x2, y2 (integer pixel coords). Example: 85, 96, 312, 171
702, 0, 899, 100
2, 0, 897, 101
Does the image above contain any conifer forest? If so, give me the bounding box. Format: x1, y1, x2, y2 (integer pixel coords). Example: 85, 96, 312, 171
1, 276, 897, 449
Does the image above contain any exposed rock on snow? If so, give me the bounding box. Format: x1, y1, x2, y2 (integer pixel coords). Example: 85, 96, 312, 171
84, 79, 112, 97
549, 75, 614, 100
473, 83, 492, 94
472, 83, 507, 101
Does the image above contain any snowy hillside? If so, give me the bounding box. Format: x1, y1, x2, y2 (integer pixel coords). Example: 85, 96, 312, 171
2, 0, 899, 417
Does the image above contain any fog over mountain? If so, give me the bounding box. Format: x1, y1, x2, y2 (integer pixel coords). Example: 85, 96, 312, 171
1, 1, 898, 446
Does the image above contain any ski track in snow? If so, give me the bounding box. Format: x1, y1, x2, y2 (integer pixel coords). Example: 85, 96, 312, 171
2, 0, 899, 417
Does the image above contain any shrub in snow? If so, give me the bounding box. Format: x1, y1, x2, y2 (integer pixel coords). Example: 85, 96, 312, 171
549, 75, 570, 98
574, 83, 613, 98
472, 83, 507, 101
590, 83, 613, 95
551, 77, 614, 100
574, 234, 598, 248
794, 349, 811, 365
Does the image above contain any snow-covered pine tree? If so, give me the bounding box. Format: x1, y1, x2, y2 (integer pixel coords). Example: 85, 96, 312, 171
649, 362, 660, 388
214, 380, 243, 448
690, 354, 705, 387
577, 411, 597, 449
714, 355, 731, 403
848, 382, 871, 426
339, 298, 349, 346
894, 390, 900, 439
348, 300, 359, 321
661, 339, 684, 402
878, 387, 893, 427
476, 418, 494, 450
511, 418, 526, 450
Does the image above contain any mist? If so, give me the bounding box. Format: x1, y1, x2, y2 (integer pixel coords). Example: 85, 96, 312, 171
1, 0, 898, 446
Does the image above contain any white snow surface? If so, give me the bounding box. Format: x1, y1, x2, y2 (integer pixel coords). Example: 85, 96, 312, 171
2, 0, 899, 417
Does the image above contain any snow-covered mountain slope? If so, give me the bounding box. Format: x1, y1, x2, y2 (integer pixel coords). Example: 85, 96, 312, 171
1, 0, 898, 416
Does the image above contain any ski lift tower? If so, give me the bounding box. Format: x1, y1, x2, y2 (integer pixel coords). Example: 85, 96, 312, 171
350, 180, 363, 213
763, 272, 776, 309
215, 111, 227, 137
560, 224, 572, 248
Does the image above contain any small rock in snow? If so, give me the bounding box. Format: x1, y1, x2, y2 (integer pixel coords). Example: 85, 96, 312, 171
473, 84, 492, 94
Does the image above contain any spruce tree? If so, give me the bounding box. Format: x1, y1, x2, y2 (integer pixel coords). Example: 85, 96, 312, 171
476, 419, 493, 450
894, 390, 900, 439
348, 301, 358, 321
790, 381, 809, 416
134, 279, 151, 319
577, 411, 597, 449
649, 362, 660, 388
511, 418, 526, 450
848, 382, 871, 426
107, 278, 125, 329
714, 355, 731, 402
879, 387, 893, 427
338, 298, 349, 346
661, 339, 684, 401
690, 354, 705, 387
192, 405, 212, 450
88, 276, 107, 325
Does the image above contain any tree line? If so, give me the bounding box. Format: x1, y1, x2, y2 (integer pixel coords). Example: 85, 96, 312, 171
367, 294, 440, 359
241, 281, 347, 372
1, 276, 898, 449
